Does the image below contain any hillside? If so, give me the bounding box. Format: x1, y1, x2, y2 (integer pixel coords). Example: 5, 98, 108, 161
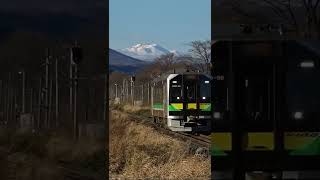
109, 48, 147, 74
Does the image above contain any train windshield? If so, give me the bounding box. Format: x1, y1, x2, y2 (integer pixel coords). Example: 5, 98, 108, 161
286, 59, 320, 128
169, 75, 182, 102
199, 76, 211, 101
184, 75, 197, 101
186, 83, 196, 101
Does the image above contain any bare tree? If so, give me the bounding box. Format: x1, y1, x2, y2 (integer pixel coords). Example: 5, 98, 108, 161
188, 40, 211, 73
154, 53, 176, 71
223, 0, 320, 38
301, 0, 320, 37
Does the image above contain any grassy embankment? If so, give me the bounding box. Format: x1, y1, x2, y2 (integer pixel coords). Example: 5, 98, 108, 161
109, 104, 210, 179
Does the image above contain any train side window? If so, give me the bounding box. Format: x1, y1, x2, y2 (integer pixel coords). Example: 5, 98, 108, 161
212, 76, 230, 129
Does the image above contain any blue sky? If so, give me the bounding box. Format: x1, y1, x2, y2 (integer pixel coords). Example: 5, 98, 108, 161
109, 0, 210, 53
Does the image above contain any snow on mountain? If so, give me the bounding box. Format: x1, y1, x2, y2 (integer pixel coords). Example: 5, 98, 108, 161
170, 50, 182, 56
120, 43, 181, 61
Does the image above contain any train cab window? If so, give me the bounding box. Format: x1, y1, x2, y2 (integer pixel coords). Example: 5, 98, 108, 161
200, 76, 211, 102
186, 84, 196, 101
286, 58, 320, 129
183, 75, 197, 102
169, 75, 182, 102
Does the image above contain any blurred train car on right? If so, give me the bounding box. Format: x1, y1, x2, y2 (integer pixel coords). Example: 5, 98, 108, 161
211, 40, 320, 179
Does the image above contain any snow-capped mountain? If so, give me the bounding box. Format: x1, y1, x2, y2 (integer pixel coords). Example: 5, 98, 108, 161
120, 43, 181, 61
109, 48, 147, 73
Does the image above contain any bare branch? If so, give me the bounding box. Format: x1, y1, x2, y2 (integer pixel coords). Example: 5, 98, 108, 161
154, 53, 176, 71
188, 40, 211, 73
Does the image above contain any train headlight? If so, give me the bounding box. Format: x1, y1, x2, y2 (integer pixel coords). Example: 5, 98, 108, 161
202, 97, 206, 100
299, 61, 315, 68
293, 111, 304, 120
214, 112, 221, 119
177, 97, 180, 100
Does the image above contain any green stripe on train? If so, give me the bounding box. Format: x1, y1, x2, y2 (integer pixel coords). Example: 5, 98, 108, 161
152, 103, 163, 109
168, 104, 182, 111
210, 145, 228, 156
289, 138, 320, 156
200, 103, 212, 111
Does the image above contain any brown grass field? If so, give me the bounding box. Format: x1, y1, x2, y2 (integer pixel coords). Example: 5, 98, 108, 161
0, 127, 104, 179
109, 106, 211, 180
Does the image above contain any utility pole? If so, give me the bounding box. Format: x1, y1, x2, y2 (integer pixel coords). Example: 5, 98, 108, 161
55, 58, 59, 128
13, 89, 17, 128
130, 78, 133, 106
30, 88, 33, 113
73, 64, 78, 139
104, 74, 107, 124
147, 83, 150, 105
115, 84, 118, 99
37, 78, 42, 130
48, 78, 53, 129
30, 88, 34, 132
0, 80, 2, 117
126, 79, 129, 102
141, 85, 144, 104
150, 83, 154, 116
3, 81, 6, 125
122, 79, 125, 103
22, 70, 26, 114
70, 47, 73, 118
6, 73, 11, 126
45, 49, 49, 129
70, 42, 83, 140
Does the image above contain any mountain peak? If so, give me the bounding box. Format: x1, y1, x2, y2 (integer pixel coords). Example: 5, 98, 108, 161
120, 43, 180, 61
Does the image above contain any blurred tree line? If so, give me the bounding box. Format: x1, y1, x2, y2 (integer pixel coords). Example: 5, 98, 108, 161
0, 30, 107, 131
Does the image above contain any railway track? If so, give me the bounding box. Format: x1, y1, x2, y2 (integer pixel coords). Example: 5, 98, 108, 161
112, 109, 211, 157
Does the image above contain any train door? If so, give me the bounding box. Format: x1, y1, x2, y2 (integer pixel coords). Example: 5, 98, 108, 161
235, 58, 275, 152
182, 74, 198, 126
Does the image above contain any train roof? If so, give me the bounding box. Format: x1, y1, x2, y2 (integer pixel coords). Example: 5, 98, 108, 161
212, 40, 320, 59
151, 71, 212, 83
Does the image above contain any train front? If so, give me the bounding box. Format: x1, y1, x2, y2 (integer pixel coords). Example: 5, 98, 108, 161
167, 73, 212, 132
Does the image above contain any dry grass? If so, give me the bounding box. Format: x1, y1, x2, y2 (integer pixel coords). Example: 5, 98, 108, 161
0, 129, 104, 179
109, 110, 210, 180
123, 104, 149, 113
46, 133, 103, 163
7, 153, 63, 180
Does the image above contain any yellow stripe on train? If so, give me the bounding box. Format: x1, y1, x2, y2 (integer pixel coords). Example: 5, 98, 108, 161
211, 132, 320, 151
211, 132, 232, 151
170, 103, 183, 110
211, 132, 274, 151
187, 103, 197, 109
246, 132, 274, 150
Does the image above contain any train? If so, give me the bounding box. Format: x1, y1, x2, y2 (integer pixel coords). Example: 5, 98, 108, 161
150, 72, 212, 132
212, 40, 320, 178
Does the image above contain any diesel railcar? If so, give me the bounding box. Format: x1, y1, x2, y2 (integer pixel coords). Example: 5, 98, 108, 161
212, 40, 320, 179
151, 72, 212, 132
